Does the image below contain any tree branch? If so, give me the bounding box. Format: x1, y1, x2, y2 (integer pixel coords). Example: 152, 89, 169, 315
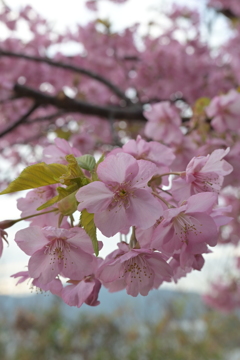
0, 102, 39, 138
0, 49, 130, 103
13, 83, 146, 121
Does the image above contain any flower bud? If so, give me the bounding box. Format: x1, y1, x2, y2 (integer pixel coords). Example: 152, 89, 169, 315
58, 192, 78, 216
0, 219, 17, 230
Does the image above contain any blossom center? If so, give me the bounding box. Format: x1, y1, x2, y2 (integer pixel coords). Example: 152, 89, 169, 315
173, 213, 201, 243
44, 238, 71, 269
193, 172, 221, 192
108, 182, 134, 211
120, 256, 153, 283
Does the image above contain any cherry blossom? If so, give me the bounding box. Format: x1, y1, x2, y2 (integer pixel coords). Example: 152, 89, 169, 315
11, 270, 63, 296
144, 102, 183, 144
15, 226, 97, 286
172, 148, 233, 202
97, 242, 172, 297
152, 193, 219, 258
77, 152, 163, 236
206, 90, 240, 132
62, 275, 101, 307
42, 138, 81, 165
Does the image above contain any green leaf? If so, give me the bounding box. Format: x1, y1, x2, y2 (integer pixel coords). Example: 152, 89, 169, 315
96, 153, 105, 166
37, 184, 78, 211
0, 163, 67, 195
91, 153, 105, 181
58, 191, 78, 216
193, 97, 211, 116
76, 155, 96, 171
59, 155, 85, 185
80, 210, 99, 256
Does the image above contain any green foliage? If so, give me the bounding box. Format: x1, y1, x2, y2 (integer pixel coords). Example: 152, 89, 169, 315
37, 185, 79, 211
0, 163, 67, 195
76, 155, 96, 171
80, 210, 99, 256
91, 154, 105, 181
59, 155, 86, 186
193, 97, 211, 116
0, 298, 239, 360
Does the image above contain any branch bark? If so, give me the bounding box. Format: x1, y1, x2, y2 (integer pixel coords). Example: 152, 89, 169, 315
0, 49, 130, 103
13, 83, 146, 121
0, 102, 39, 138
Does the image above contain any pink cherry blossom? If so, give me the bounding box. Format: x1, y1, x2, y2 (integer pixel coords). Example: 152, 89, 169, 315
152, 192, 219, 258
71, 132, 95, 154
206, 89, 240, 132
77, 153, 163, 237
111, 135, 175, 169
203, 278, 240, 312
15, 226, 97, 286
172, 148, 233, 202
110, 135, 175, 186
85, 0, 98, 11
42, 137, 81, 164
144, 102, 183, 144
61, 275, 101, 307
11, 270, 63, 296
17, 185, 69, 228
168, 251, 206, 283
98, 242, 172, 297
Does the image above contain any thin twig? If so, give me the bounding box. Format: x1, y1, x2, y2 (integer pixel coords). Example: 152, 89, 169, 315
0, 102, 39, 138
0, 48, 131, 103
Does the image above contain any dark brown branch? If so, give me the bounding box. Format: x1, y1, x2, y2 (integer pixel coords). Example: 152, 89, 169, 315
0, 49, 130, 103
13, 84, 146, 121
0, 103, 39, 138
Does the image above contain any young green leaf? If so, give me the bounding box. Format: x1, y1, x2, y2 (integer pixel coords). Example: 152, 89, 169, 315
37, 184, 79, 211
80, 209, 99, 256
0, 163, 67, 195
76, 155, 96, 171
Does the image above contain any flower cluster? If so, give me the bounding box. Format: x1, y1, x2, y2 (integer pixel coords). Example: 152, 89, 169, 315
0, 135, 233, 308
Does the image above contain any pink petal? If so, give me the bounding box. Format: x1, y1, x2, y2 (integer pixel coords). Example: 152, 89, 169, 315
184, 212, 218, 246
33, 277, 63, 296
185, 192, 218, 214
131, 160, 158, 188
66, 228, 95, 254
97, 153, 139, 184
28, 248, 60, 285
77, 182, 113, 212
202, 148, 233, 175
15, 227, 49, 256
62, 281, 95, 308
94, 205, 130, 237
61, 248, 95, 280
152, 222, 175, 250
127, 189, 163, 229
98, 261, 122, 283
